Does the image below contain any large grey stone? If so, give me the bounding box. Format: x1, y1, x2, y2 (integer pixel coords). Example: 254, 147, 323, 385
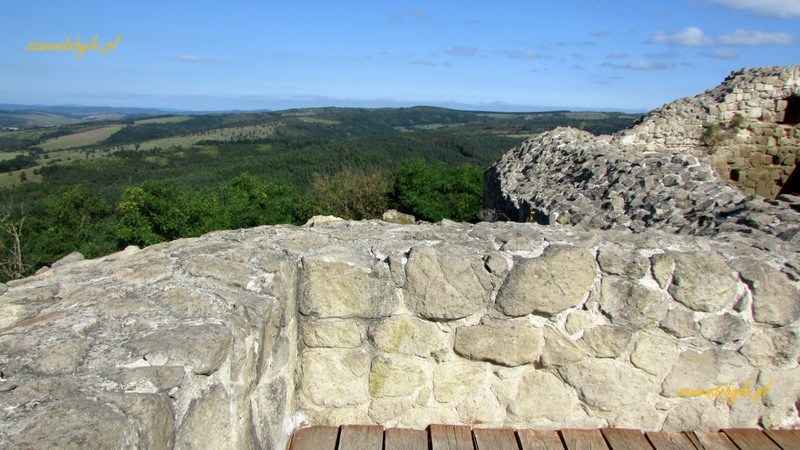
540, 326, 588, 367
600, 276, 667, 329
176, 385, 235, 449
404, 245, 491, 320
740, 327, 799, 367
668, 252, 738, 312
302, 320, 362, 348
496, 245, 596, 317
598, 246, 649, 279
300, 257, 398, 319
582, 325, 632, 358
433, 360, 486, 403
559, 358, 656, 411
454, 319, 544, 366
368, 315, 446, 357
662, 349, 754, 397
630, 332, 680, 376
735, 259, 800, 326
299, 349, 370, 407
699, 313, 751, 343
369, 354, 426, 398
509, 369, 581, 422
659, 307, 698, 338
125, 324, 231, 376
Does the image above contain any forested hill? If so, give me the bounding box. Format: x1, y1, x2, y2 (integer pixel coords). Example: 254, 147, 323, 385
0, 106, 640, 281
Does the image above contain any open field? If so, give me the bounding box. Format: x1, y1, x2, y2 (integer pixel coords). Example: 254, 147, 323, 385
0, 112, 82, 127
117, 123, 277, 150
134, 116, 191, 125
40, 125, 125, 151
0, 151, 24, 161
0, 166, 43, 188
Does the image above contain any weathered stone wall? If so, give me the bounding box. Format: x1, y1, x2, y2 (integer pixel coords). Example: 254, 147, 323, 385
2, 220, 798, 448
615, 66, 800, 197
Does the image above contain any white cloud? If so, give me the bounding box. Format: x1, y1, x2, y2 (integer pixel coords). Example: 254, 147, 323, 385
709, 0, 800, 18
650, 26, 794, 47
717, 29, 794, 46
445, 45, 478, 57
650, 27, 711, 46
175, 55, 205, 62
704, 49, 740, 59
605, 59, 676, 70
505, 50, 542, 59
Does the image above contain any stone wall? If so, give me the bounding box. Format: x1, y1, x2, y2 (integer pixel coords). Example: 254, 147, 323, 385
3, 219, 797, 447
614, 66, 800, 197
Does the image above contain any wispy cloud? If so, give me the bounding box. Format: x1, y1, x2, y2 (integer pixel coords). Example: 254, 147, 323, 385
504, 50, 543, 59
604, 59, 677, 70
708, 0, 800, 18
643, 50, 678, 59
175, 55, 211, 62
592, 30, 610, 38
444, 45, 478, 57
703, 49, 740, 59
392, 10, 430, 23
607, 51, 627, 59
650, 26, 794, 46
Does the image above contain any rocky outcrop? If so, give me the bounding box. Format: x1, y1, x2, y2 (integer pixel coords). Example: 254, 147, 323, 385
484, 66, 800, 244
2, 219, 799, 447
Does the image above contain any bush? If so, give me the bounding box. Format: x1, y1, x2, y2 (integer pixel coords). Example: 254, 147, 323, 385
312, 169, 393, 220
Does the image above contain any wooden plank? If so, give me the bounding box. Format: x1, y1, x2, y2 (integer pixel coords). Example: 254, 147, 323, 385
682, 432, 702, 450
290, 426, 339, 450
430, 424, 474, 450
764, 430, 800, 450
690, 431, 736, 450
473, 428, 519, 450
601, 428, 652, 450
561, 429, 609, 450
385, 428, 429, 450
644, 432, 697, 450
338, 425, 383, 450
517, 430, 565, 450
722, 429, 780, 450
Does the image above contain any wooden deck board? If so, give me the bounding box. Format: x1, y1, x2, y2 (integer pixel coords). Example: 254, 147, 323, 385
430, 424, 474, 450
644, 432, 697, 450
384, 428, 429, 450
338, 425, 383, 450
764, 429, 800, 450
691, 431, 737, 450
601, 428, 652, 450
722, 428, 781, 450
517, 429, 565, 450
473, 428, 519, 450
290, 426, 339, 450
561, 429, 609, 450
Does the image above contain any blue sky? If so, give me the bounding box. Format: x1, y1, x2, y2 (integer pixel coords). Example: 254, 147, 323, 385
2, 0, 798, 112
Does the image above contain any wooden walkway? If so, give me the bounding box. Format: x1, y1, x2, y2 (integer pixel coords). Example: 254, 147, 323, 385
289, 425, 800, 450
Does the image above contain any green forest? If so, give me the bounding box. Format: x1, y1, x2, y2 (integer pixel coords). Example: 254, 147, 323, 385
0, 106, 639, 281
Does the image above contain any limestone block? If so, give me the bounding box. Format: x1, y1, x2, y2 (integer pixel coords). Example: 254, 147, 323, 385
496, 245, 596, 317
125, 324, 231, 376
600, 276, 667, 329
698, 313, 751, 344
369, 315, 446, 357
433, 359, 486, 403
582, 325, 632, 358
559, 358, 656, 411
176, 385, 237, 449
735, 259, 800, 326
630, 332, 680, 376
509, 368, 581, 422
4, 398, 140, 448
300, 349, 370, 406
303, 320, 363, 348
540, 326, 588, 367
661, 349, 753, 397
658, 307, 698, 338
740, 327, 799, 367
300, 257, 398, 319
454, 319, 544, 366
404, 245, 491, 320
651, 253, 676, 288
369, 354, 426, 398
382, 209, 415, 225
27, 338, 90, 376
667, 252, 738, 312
597, 246, 649, 279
